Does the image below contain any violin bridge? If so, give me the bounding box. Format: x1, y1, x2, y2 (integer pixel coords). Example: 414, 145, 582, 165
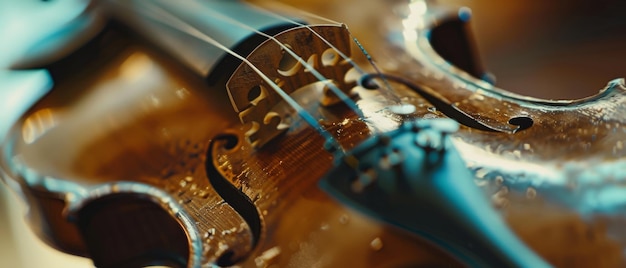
226, 25, 356, 148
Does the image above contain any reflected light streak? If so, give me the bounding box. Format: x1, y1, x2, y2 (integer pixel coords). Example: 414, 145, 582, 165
402, 0, 428, 56
402, 1, 427, 30
22, 109, 58, 145
452, 138, 564, 185
120, 52, 154, 80
409, 0, 428, 16
0, 70, 53, 141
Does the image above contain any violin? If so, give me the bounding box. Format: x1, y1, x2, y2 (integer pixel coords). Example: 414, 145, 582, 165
2, 0, 626, 267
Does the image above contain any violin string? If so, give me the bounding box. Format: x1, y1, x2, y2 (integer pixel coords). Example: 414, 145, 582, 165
143, 3, 345, 153
249, 0, 402, 104
350, 37, 401, 104
186, 1, 366, 120
249, 3, 364, 74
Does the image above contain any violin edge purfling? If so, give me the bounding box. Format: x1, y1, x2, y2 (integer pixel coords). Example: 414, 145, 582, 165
2, 0, 626, 267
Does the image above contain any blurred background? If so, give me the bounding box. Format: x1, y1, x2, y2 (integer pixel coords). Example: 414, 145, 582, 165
0, 186, 91, 267
0, 0, 95, 266
1, 0, 625, 267
451, 0, 626, 99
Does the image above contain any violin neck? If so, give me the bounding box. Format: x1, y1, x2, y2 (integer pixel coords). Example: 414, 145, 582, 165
107, 0, 299, 80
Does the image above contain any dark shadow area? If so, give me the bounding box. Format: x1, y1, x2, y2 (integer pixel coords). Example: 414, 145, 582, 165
440, 0, 626, 99
76, 194, 190, 268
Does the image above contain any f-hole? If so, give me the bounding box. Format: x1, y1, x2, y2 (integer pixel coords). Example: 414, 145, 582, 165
76, 194, 190, 268
508, 116, 533, 131
205, 134, 262, 266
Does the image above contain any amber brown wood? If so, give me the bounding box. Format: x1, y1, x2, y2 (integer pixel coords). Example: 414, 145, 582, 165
3, 0, 626, 267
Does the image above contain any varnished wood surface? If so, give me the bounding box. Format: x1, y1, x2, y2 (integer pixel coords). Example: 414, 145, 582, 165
3, 0, 626, 267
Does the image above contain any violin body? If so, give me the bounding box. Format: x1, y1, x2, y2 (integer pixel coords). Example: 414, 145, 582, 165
2, 0, 626, 267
